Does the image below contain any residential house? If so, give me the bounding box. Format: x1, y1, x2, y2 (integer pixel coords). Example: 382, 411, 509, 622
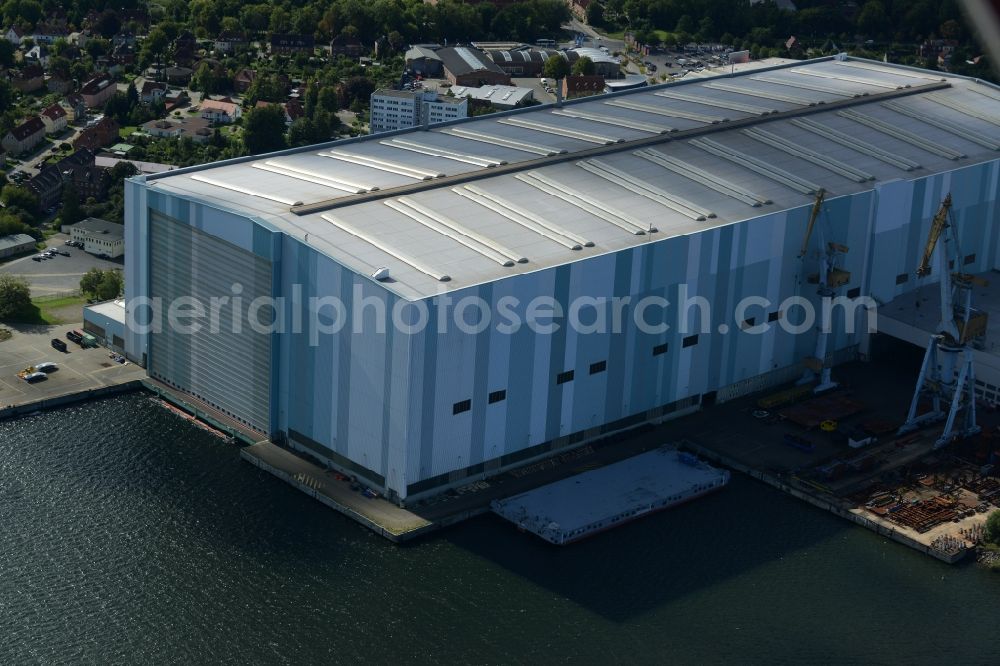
330, 33, 364, 58
269, 34, 314, 55
36, 154, 110, 205
561, 74, 605, 99
11, 65, 44, 93
25, 44, 50, 67
200, 99, 242, 124
25, 149, 101, 210
73, 117, 120, 151
2, 116, 46, 155
140, 116, 213, 143
145, 64, 166, 82
234, 68, 255, 93
40, 103, 68, 134
214, 31, 247, 54
80, 74, 117, 108
140, 81, 168, 104
47, 75, 74, 94
23, 167, 63, 210
68, 164, 111, 202
68, 30, 90, 48
3, 25, 24, 46
61, 94, 88, 123
31, 31, 60, 45
165, 66, 193, 85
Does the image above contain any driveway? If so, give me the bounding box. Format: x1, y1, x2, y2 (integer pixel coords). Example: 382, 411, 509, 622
0, 234, 123, 296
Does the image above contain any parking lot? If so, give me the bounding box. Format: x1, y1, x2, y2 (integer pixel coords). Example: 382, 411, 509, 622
0, 234, 123, 296
0, 323, 144, 409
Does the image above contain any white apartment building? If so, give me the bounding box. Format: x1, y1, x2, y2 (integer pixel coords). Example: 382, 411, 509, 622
369, 89, 467, 134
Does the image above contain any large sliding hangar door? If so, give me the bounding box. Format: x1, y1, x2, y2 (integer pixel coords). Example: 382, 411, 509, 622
148, 211, 273, 433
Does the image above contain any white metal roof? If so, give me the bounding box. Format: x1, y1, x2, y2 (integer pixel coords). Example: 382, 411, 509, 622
146, 56, 1000, 301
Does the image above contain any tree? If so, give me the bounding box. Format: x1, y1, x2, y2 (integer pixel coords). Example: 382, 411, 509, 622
0, 274, 31, 321
1, 186, 39, 215
986, 510, 1000, 546
0, 38, 14, 66
857, 1, 888, 37
586, 1, 604, 28
96, 270, 124, 301
572, 56, 595, 76
543, 55, 571, 81
61, 182, 83, 225
242, 104, 288, 155
80, 268, 123, 300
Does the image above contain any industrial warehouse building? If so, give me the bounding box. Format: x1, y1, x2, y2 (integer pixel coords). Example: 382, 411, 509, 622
124, 56, 1000, 503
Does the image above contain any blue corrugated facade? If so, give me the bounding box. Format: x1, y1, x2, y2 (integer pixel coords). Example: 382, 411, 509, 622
125, 159, 1000, 501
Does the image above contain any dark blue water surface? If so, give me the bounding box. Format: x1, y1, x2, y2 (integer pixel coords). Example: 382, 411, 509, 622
2, 393, 999, 665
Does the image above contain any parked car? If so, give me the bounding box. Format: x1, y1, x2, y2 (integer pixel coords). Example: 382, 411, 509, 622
22, 371, 47, 383
66, 330, 84, 344
51, 338, 68, 352
35, 362, 58, 373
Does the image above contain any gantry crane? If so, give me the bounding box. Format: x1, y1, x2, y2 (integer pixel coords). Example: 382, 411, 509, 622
797, 188, 850, 393
898, 194, 988, 448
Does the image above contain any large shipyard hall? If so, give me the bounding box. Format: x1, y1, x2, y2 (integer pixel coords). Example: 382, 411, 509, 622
125, 55, 1000, 504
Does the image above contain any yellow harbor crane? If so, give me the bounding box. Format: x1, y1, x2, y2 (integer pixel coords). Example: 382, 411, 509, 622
899, 194, 987, 448
797, 188, 850, 393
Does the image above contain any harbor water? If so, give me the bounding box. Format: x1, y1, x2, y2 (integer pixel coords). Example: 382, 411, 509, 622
2, 393, 999, 664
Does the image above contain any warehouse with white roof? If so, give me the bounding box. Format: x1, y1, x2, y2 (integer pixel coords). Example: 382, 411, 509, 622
124, 55, 1000, 503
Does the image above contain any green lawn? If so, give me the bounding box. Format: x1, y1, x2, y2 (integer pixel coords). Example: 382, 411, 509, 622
119, 125, 138, 139
2, 294, 87, 326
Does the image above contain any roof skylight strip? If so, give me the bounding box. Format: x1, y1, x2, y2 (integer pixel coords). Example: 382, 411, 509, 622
688, 137, 820, 195
925, 93, 1000, 127
605, 99, 727, 124
320, 213, 450, 282
750, 75, 863, 98
463, 184, 595, 247
741, 127, 876, 182
393, 197, 527, 263
968, 85, 1000, 103
880, 100, 1000, 151
320, 150, 445, 179
380, 140, 501, 168
515, 172, 653, 235
635, 149, 770, 206
789, 117, 921, 170
251, 163, 365, 194
262, 161, 378, 192
653, 90, 776, 115
384, 200, 516, 267
550, 109, 674, 134
703, 81, 818, 107
440, 127, 564, 156
498, 117, 625, 144
189, 174, 303, 206
837, 109, 965, 159
452, 188, 584, 251
579, 160, 714, 221
791, 67, 908, 90
834, 61, 944, 81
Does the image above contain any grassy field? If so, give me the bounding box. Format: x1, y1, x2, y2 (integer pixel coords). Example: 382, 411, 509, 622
119, 126, 138, 139
2, 294, 87, 326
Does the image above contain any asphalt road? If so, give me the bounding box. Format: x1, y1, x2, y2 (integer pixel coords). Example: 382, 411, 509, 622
0, 234, 123, 296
